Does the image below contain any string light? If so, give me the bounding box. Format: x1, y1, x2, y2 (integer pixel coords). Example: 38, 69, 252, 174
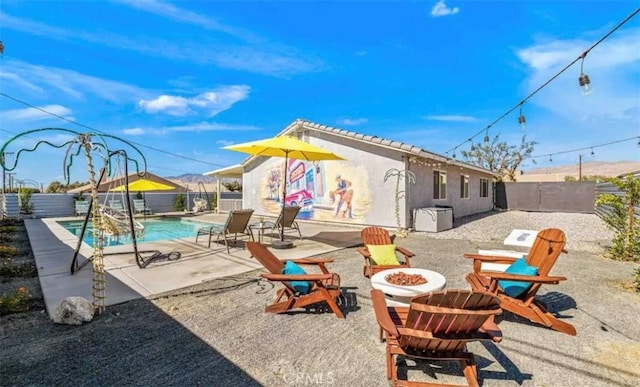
484, 129, 490, 143
578, 52, 592, 95
444, 8, 640, 156
549, 155, 553, 162
590, 148, 595, 157
530, 135, 639, 160
518, 103, 527, 130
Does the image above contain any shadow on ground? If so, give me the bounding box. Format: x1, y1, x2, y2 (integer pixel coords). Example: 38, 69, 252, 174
1, 299, 260, 386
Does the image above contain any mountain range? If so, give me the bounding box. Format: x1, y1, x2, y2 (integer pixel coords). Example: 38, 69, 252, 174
165, 173, 217, 184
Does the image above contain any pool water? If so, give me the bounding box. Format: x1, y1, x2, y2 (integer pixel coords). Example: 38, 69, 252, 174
58, 217, 215, 246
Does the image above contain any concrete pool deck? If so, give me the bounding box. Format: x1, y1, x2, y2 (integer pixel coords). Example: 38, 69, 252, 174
26, 213, 366, 319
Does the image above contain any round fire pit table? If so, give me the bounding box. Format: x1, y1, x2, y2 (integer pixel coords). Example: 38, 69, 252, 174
371, 268, 447, 307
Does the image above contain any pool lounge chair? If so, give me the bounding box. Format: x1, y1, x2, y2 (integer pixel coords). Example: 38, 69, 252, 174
74, 201, 89, 217
195, 209, 254, 252
247, 242, 344, 318
109, 199, 125, 212
371, 288, 502, 386
133, 199, 152, 215
465, 228, 576, 335
262, 205, 302, 240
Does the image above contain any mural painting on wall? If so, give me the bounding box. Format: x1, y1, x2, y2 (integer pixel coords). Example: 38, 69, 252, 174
260, 159, 370, 222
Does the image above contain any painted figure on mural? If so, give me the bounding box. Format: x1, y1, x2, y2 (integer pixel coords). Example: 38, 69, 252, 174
330, 174, 353, 218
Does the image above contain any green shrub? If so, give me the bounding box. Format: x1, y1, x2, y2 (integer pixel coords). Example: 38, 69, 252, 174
596, 175, 640, 262
0, 262, 37, 277
0, 234, 16, 243
174, 193, 186, 211
0, 286, 33, 316
635, 267, 640, 292
0, 245, 19, 257
0, 226, 18, 234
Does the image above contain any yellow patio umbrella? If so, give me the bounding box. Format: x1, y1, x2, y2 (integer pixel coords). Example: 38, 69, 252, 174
111, 179, 175, 192
224, 135, 345, 248
112, 178, 176, 217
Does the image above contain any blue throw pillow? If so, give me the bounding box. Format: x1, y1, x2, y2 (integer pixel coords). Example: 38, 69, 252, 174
498, 258, 538, 298
282, 260, 311, 295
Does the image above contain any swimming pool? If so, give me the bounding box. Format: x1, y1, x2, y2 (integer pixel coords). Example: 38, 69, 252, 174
58, 217, 216, 246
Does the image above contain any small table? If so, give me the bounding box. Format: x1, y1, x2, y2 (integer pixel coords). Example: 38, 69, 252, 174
371, 268, 447, 307
249, 222, 272, 243
503, 229, 538, 248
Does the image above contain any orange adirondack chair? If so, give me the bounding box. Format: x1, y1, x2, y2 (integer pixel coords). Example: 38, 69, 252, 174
371, 288, 502, 386
247, 242, 344, 318
358, 226, 414, 278
464, 228, 576, 336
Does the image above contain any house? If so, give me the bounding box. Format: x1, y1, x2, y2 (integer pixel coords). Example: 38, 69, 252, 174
68, 172, 185, 193
206, 119, 499, 229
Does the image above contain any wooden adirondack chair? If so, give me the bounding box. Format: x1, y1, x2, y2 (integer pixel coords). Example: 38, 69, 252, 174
247, 242, 344, 318
464, 228, 576, 336
195, 209, 254, 252
371, 288, 502, 386
358, 226, 414, 277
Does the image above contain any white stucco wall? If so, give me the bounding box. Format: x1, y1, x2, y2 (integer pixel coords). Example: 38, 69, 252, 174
407, 161, 494, 223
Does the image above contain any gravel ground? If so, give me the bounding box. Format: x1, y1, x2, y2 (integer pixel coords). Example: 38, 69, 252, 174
425, 210, 615, 254
1, 211, 638, 387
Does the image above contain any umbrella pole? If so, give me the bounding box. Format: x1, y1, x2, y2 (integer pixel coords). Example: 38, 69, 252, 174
273, 151, 293, 249
280, 153, 287, 242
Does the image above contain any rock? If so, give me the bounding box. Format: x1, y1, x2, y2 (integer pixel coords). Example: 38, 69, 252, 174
53, 296, 94, 325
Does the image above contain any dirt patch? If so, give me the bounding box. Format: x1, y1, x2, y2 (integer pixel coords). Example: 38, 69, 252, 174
0, 219, 45, 316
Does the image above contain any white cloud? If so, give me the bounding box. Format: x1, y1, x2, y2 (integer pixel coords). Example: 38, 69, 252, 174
125, 122, 260, 135
216, 139, 234, 147
123, 128, 145, 136
430, 1, 459, 17
113, 0, 250, 39
167, 122, 258, 133
1, 59, 147, 102
338, 118, 368, 126
139, 86, 250, 117
0, 10, 322, 77
424, 115, 477, 122
0, 105, 73, 122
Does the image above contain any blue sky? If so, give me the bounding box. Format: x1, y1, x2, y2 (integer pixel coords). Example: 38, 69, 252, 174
0, 0, 638, 188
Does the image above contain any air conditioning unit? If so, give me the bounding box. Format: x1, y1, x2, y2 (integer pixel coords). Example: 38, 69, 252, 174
413, 207, 453, 233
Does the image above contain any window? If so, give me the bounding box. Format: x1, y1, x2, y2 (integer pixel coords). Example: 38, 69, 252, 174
433, 170, 447, 199
480, 178, 489, 198
460, 175, 469, 199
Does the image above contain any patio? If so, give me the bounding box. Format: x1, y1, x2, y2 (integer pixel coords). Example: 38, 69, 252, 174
6, 211, 640, 386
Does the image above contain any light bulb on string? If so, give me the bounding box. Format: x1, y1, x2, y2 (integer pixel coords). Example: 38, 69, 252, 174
483, 129, 490, 143
579, 53, 592, 95
549, 155, 553, 162
590, 148, 595, 157
518, 103, 526, 130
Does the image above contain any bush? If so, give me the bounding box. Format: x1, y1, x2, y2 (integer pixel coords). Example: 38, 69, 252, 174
635, 267, 640, 292
0, 286, 33, 316
0, 262, 37, 277
0, 245, 19, 257
596, 175, 640, 262
174, 193, 186, 211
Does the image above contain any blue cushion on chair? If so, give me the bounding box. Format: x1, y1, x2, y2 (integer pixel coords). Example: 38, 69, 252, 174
498, 258, 538, 298
282, 260, 311, 295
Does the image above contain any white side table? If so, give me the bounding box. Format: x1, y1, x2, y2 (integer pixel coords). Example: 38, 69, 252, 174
503, 229, 538, 248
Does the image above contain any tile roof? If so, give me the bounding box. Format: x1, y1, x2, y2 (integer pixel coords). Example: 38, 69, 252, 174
278, 119, 499, 176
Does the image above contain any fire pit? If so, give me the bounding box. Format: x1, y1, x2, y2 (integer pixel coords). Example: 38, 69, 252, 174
370, 268, 447, 306
385, 271, 428, 286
